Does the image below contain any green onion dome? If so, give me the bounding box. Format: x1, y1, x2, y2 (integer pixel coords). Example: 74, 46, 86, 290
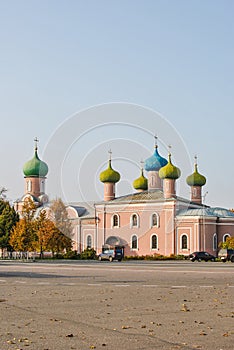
100, 160, 120, 183
186, 163, 206, 187
159, 153, 181, 180
23, 147, 48, 177
133, 169, 148, 190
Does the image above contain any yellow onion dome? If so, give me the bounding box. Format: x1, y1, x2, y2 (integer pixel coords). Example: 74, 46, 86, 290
100, 160, 120, 183
159, 153, 181, 180
186, 163, 206, 187
133, 169, 148, 191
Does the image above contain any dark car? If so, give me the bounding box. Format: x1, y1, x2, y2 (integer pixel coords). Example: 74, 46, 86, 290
189, 251, 216, 262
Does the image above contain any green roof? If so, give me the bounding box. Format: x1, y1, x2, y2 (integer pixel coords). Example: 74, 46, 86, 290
133, 169, 148, 190
23, 148, 48, 177
186, 164, 206, 186
100, 160, 120, 183
159, 154, 181, 180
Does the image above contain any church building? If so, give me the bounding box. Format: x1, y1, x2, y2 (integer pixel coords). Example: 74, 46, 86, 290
16, 139, 234, 257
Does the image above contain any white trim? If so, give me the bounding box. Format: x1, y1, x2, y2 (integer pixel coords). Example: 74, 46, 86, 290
223, 233, 230, 242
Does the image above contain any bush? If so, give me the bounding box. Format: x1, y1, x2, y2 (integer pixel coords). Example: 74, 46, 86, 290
123, 254, 185, 261
80, 248, 97, 260
63, 250, 80, 260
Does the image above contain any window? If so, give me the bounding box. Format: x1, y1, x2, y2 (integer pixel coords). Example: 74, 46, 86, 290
112, 214, 119, 227
131, 214, 139, 228
27, 180, 32, 192
151, 213, 159, 227
131, 235, 138, 249
87, 235, 92, 249
213, 233, 217, 250
223, 233, 230, 242
151, 234, 158, 249
181, 234, 188, 249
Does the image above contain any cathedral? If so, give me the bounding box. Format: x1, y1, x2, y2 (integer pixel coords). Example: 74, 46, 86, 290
15, 138, 234, 257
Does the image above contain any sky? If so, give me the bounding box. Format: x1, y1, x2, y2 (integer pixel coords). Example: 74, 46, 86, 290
0, 0, 234, 208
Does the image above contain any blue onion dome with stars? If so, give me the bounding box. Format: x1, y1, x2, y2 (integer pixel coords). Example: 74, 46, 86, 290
186, 157, 206, 187
23, 138, 48, 177
145, 137, 167, 172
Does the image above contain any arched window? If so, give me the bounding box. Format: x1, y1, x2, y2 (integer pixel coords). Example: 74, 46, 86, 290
223, 233, 230, 242
151, 234, 158, 249
213, 233, 217, 250
151, 213, 159, 227
27, 180, 32, 192
131, 214, 139, 228
131, 235, 138, 249
181, 234, 188, 249
87, 235, 92, 249
112, 214, 119, 228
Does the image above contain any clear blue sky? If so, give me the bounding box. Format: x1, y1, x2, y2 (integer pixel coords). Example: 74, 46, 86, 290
0, 0, 234, 208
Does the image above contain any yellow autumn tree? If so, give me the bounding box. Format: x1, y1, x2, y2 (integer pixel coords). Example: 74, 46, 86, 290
10, 198, 37, 252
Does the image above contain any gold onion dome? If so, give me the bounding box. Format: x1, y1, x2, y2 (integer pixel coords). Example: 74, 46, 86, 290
100, 159, 120, 183
159, 153, 181, 180
133, 168, 148, 190
186, 162, 206, 187
23, 146, 48, 177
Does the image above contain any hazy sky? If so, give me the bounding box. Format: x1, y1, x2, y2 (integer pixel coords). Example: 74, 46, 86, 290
0, 0, 234, 208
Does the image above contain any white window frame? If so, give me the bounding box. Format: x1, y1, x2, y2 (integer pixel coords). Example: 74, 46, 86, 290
131, 234, 138, 250
151, 234, 158, 250
223, 233, 230, 242
151, 213, 159, 228
86, 235, 92, 249
213, 233, 217, 251
130, 213, 139, 228
112, 213, 120, 228
181, 234, 188, 250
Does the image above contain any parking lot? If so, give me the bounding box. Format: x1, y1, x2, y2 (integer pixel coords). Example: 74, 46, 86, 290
0, 260, 233, 350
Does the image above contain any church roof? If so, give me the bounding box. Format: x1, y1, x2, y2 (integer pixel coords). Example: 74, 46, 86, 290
177, 207, 234, 218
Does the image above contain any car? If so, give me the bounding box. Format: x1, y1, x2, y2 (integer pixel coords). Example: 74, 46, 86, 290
98, 248, 123, 262
218, 248, 234, 262
189, 251, 216, 262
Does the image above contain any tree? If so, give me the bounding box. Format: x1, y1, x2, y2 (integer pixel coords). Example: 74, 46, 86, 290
9, 199, 37, 252
35, 210, 59, 258
50, 198, 73, 238
0, 187, 7, 200
46, 226, 72, 257
220, 236, 234, 249
0, 200, 19, 256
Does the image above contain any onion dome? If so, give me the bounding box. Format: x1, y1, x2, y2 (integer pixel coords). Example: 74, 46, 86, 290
159, 153, 181, 180
186, 160, 206, 187
133, 168, 148, 191
23, 144, 48, 177
100, 159, 120, 183
145, 145, 167, 172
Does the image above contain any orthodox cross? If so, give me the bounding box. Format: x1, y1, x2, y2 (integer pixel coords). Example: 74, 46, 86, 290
34, 137, 39, 150
108, 149, 112, 160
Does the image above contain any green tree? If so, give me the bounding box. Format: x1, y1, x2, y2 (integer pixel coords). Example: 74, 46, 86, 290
50, 198, 72, 238
0, 200, 19, 256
